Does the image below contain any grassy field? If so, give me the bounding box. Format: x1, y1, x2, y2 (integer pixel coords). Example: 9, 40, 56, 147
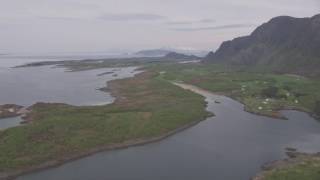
0, 70, 209, 174
254, 153, 320, 180
150, 62, 320, 119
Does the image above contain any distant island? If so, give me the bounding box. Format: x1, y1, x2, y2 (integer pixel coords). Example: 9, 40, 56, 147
135, 48, 208, 57
135, 49, 173, 57
17, 51, 201, 70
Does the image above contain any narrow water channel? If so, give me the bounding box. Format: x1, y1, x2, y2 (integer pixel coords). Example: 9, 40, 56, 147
17, 83, 320, 180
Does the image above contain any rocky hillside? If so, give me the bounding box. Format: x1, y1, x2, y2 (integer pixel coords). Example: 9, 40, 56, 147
204, 14, 320, 76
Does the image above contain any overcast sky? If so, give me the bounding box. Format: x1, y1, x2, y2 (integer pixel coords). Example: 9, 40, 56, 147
0, 0, 319, 54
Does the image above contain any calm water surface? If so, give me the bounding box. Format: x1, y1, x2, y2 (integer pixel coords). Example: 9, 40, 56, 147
0, 65, 139, 129
17, 84, 320, 180
0, 117, 25, 130
0, 54, 125, 68
0, 66, 138, 106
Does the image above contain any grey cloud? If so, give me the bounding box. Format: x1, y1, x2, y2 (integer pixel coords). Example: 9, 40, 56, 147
40, 13, 167, 22
172, 24, 256, 31
38, 16, 81, 21
99, 13, 166, 21
166, 18, 215, 25
198, 19, 216, 23
0, 0, 317, 53
166, 21, 193, 25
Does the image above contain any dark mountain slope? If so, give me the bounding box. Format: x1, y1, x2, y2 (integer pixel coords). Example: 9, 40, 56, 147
204, 14, 320, 76
164, 52, 199, 60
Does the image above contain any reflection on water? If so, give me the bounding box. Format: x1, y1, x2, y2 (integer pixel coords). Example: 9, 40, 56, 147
17, 84, 320, 180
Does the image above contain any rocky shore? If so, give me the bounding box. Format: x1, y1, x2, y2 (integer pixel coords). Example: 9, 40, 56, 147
253, 152, 320, 180
0, 104, 24, 119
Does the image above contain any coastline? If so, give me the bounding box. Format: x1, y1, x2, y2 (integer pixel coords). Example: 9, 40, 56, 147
0, 105, 24, 119
177, 81, 315, 120
252, 152, 320, 180
223, 93, 310, 120
173, 82, 320, 180
208, 91, 316, 121
1, 117, 208, 180
1, 72, 318, 180
0, 71, 212, 180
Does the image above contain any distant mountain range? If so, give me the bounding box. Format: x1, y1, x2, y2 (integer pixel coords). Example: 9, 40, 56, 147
135, 48, 208, 57
164, 52, 199, 60
135, 49, 173, 57
204, 14, 320, 76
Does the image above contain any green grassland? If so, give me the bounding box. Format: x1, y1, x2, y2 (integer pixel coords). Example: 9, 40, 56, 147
0, 70, 209, 173
150, 62, 320, 119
